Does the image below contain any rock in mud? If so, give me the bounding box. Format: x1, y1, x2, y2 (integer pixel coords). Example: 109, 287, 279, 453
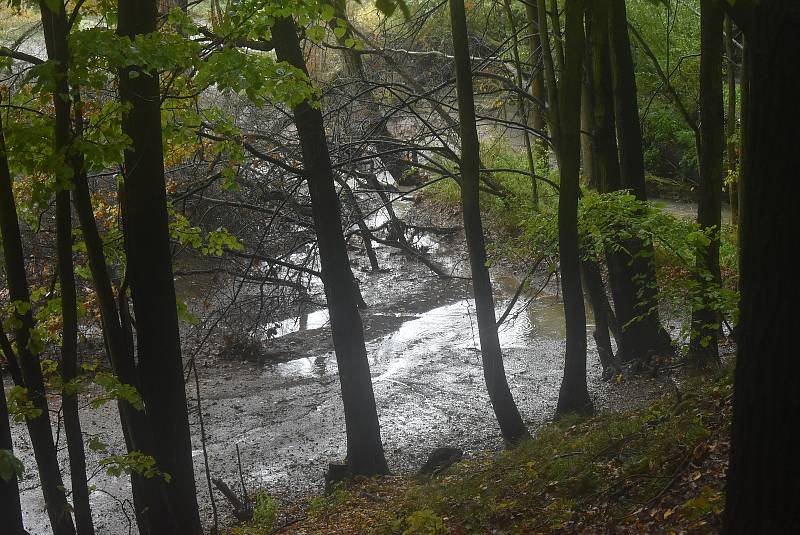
417, 447, 463, 475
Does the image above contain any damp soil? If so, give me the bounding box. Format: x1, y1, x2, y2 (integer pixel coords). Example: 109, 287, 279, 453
9, 196, 681, 535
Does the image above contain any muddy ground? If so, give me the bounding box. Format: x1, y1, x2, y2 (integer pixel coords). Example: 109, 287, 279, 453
8, 196, 682, 535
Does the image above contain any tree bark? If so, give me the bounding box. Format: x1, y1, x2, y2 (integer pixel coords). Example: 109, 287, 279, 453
689, 0, 724, 364
554, 0, 591, 416
580, 257, 616, 374
71, 97, 178, 535
117, 1, 201, 532
271, 16, 389, 474
39, 3, 95, 531
0, 363, 26, 535
580, 8, 595, 188
336, 177, 380, 272
607, 0, 672, 360
538, 0, 560, 145
448, 0, 529, 443
503, 0, 539, 210
523, 0, 546, 205
724, 15, 738, 227
722, 2, 800, 532
0, 115, 76, 535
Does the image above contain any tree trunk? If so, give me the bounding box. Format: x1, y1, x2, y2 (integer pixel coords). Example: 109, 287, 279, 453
0, 363, 26, 535
724, 15, 738, 227
448, 0, 528, 443
737, 35, 748, 254
722, 3, 800, 532
580, 257, 616, 374
548, 0, 565, 74
337, 177, 380, 272
523, 1, 546, 205
0, 115, 76, 535
554, 0, 591, 416
589, 0, 642, 364
39, 3, 95, 531
608, 0, 672, 360
689, 0, 724, 364
271, 16, 389, 474
71, 97, 178, 535
502, 0, 540, 210
580, 8, 595, 188
117, 2, 201, 532
537, 0, 560, 144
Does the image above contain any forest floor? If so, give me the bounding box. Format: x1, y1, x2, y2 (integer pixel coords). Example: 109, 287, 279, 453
232, 363, 732, 535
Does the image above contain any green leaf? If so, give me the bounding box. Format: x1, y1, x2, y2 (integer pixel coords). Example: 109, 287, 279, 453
0, 450, 24, 482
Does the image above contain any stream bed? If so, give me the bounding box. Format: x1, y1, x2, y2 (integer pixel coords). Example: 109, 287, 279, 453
8, 200, 679, 534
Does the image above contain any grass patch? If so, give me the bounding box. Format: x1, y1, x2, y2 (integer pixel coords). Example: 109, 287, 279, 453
235, 367, 732, 534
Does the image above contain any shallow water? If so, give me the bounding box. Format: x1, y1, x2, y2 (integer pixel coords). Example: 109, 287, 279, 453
9, 204, 675, 535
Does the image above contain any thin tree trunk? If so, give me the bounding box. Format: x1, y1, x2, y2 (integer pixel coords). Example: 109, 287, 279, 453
548, 0, 565, 74
524, 1, 549, 203
537, 0, 560, 144
117, 1, 201, 532
0, 114, 76, 535
724, 15, 738, 226
0, 362, 26, 535
554, 0, 591, 416
608, 0, 672, 360
580, 8, 595, 187
337, 177, 380, 272
39, 3, 95, 531
580, 257, 616, 374
271, 16, 389, 474
502, 0, 539, 209
448, 0, 529, 443
523, 1, 545, 205
56, 188, 94, 535
689, 0, 724, 364
722, 3, 800, 532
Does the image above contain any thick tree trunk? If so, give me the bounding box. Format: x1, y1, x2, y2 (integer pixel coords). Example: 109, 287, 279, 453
448, 0, 528, 443
724, 15, 738, 227
71, 97, 178, 535
117, 2, 201, 532
554, 0, 591, 416
607, 0, 672, 360
0, 115, 76, 535
722, 3, 800, 532
689, 0, 724, 364
39, 3, 95, 532
1, 363, 26, 535
272, 16, 389, 474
